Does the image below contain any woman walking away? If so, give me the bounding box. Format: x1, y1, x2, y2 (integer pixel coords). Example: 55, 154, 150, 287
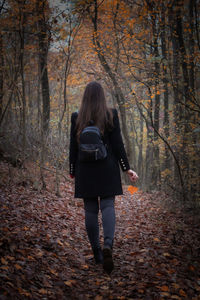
69, 81, 138, 274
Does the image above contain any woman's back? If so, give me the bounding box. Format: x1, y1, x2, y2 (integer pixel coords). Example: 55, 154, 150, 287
70, 108, 130, 198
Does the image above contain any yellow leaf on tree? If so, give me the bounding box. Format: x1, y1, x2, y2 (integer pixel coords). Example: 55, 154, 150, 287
128, 185, 138, 195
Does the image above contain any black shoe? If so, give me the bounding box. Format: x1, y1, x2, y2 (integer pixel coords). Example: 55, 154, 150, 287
103, 247, 114, 274
93, 247, 103, 264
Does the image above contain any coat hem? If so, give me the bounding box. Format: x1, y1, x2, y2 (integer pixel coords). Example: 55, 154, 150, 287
74, 191, 123, 199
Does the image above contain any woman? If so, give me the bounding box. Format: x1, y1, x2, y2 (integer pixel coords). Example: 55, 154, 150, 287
69, 81, 138, 274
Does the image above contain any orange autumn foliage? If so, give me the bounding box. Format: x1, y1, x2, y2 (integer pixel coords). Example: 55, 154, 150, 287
128, 185, 138, 195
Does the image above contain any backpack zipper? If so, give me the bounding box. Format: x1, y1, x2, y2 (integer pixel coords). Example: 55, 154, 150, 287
95, 149, 98, 160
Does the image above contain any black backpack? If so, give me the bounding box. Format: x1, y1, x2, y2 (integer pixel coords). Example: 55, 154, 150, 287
79, 125, 107, 162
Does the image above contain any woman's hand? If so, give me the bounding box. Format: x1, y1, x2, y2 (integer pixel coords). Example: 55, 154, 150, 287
126, 169, 139, 182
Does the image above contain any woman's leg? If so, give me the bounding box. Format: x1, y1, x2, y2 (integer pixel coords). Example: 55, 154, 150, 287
83, 197, 103, 264
100, 196, 115, 249
100, 196, 115, 273
83, 197, 100, 249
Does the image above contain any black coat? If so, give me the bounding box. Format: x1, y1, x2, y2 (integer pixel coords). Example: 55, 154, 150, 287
69, 108, 130, 198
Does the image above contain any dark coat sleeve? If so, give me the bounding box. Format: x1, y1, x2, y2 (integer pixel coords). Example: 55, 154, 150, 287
69, 112, 78, 176
109, 109, 130, 172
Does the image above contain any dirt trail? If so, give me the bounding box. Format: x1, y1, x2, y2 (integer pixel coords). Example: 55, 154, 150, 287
0, 169, 200, 299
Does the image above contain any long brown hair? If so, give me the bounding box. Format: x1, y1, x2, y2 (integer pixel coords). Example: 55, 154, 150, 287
76, 81, 113, 141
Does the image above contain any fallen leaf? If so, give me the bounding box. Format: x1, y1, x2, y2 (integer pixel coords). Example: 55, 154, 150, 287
1, 266, 9, 270
49, 268, 58, 276
179, 289, 187, 297
1, 258, 8, 265
163, 252, 171, 257
18, 288, 31, 297
94, 296, 103, 300
189, 265, 195, 271
15, 264, 22, 270
57, 239, 63, 246
161, 292, 170, 297
27, 256, 35, 260
6, 256, 14, 261
172, 283, 180, 289
160, 286, 169, 292
64, 281, 73, 287
154, 238, 160, 242
81, 264, 89, 270
38, 288, 47, 294
64, 280, 76, 287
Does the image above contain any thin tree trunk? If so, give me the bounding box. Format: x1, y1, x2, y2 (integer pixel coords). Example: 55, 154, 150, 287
169, 5, 184, 200
37, 0, 50, 135
189, 0, 195, 91
175, 2, 192, 201
92, 0, 133, 165
189, 0, 199, 203
194, 0, 200, 51
145, 128, 154, 191
0, 32, 3, 120
19, 29, 26, 154
161, 6, 170, 175
138, 112, 144, 188
150, 10, 161, 189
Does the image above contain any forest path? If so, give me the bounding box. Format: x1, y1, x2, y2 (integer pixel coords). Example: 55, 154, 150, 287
0, 165, 200, 299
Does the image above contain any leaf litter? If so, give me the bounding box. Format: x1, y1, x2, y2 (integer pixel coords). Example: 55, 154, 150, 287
0, 162, 200, 299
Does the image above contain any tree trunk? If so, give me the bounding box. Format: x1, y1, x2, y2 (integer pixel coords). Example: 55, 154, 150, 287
189, 0, 195, 91
137, 112, 144, 188
145, 127, 154, 191
0, 32, 3, 121
169, 5, 185, 200
151, 11, 161, 189
37, 0, 50, 135
19, 2, 26, 155
161, 6, 170, 177
188, 0, 199, 203
91, 0, 133, 166
175, 1, 192, 201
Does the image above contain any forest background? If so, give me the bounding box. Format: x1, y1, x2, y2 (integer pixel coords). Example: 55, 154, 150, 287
0, 0, 199, 206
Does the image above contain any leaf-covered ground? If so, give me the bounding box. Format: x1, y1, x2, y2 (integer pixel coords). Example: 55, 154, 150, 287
0, 162, 200, 299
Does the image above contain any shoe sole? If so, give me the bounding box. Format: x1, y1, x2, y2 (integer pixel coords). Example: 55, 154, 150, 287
103, 248, 114, 274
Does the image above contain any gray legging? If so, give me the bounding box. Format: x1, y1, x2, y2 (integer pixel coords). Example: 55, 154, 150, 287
83, 196, 115, 250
